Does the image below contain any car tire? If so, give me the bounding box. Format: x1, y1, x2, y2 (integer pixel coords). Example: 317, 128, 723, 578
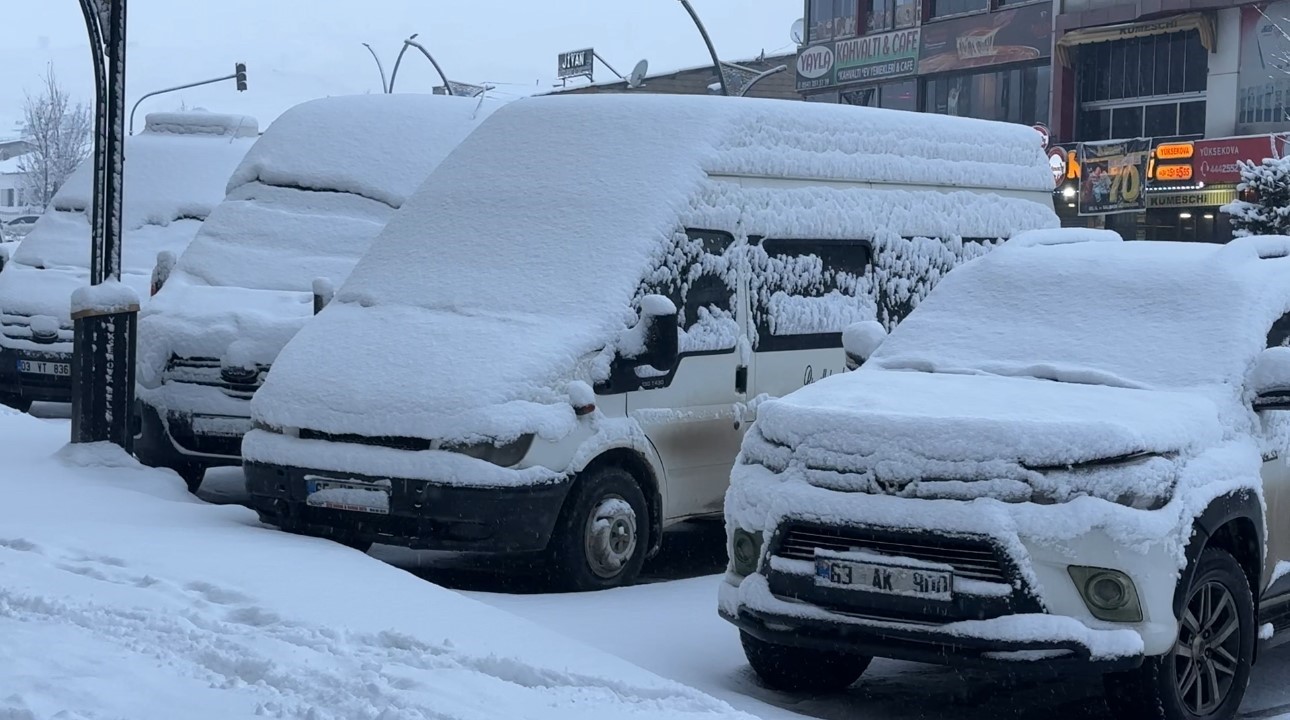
547, 465, 649, 591
1103, 547, 1254, 720
741, 631, 871, 693
0, 393, 32, 413
175, 464, 206, 494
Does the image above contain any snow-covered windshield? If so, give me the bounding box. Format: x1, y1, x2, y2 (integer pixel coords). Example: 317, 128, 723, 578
11, 113, 258, 275
173, 95, 499, 293
871, 240, 1268, 391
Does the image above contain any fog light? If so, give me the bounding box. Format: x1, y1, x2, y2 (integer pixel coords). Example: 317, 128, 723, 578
731, 528, 763, 577
1069, 566, 1142, 622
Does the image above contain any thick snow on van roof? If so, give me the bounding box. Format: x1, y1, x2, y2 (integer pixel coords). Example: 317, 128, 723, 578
252, 94, 1057, 441
172, 94, 500, 292
8, 111, 257, 276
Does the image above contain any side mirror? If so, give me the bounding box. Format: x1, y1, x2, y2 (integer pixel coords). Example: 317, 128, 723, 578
150, 250, 176, 297
635, 294, 679, 373
312, 277, 335, 315
1251, 347, 1290, 410
843, 320, 887, 370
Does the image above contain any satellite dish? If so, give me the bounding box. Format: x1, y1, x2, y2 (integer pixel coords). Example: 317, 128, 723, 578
790, 18, 805, 45
628, 59, 649, 89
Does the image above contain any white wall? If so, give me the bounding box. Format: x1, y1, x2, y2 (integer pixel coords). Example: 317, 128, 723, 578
1206, 7, 1243, 138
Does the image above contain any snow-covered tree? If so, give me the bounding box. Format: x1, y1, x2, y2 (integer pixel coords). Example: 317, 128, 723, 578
17, 65, 92, 211
1224, 155, 1290, 238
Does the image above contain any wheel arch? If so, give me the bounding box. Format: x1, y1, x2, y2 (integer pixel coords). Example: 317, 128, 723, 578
1175, 490, 1264, 622
573, 445, 666, 558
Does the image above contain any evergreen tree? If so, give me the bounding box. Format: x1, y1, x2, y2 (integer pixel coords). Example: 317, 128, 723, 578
1224, 155, 1290, 237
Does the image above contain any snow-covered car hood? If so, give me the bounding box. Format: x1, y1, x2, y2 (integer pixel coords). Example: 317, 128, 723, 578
744, 368, 1226, 506
251, 300, 587, 443
138, 281, 314, 388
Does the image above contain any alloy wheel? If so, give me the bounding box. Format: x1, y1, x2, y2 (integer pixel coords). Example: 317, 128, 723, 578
1174, 580, 1242, 715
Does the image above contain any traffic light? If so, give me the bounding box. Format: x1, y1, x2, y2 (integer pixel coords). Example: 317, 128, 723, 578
235, 63, 248, 92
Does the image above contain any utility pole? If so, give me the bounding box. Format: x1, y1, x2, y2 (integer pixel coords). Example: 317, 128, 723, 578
73, 0, 135, 452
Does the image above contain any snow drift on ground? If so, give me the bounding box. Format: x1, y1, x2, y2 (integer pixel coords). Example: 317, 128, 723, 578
138, 94, 500, 395
0, 408, 756, 720
0, 112, 257, 352
249, 93, 1057, 457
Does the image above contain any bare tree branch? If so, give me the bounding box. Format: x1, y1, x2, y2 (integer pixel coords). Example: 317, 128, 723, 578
16, 64, 92, 211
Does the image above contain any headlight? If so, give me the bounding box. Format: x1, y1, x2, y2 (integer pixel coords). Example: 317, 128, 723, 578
730, 528, 764, 577
442, 434, 534, 467
1026, 451, 1177, 510
1068, 566, 1143, 622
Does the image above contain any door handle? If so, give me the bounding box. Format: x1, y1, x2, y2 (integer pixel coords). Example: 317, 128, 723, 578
735, 365, 748, 394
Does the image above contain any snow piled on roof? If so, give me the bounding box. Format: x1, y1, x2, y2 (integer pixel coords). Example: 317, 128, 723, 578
225, 93, 500, 209
138, 95, 499, 391
0, 408, 754, 720
251, 93, 1056, 443
871, 238, 1290, 392
8, 111, 258, 275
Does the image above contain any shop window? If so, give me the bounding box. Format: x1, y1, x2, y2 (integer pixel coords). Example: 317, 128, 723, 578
894, 0, 919, 27
923, 65, 1047, 125
1111, 106, 1143, 138
1078, 108, 1111, 140
1143, 104, 1177, 138
1178, 100, 1206, 135
866, 0, 894, 32
809, 0, 859, 42
1077, 30, 1206, 104
881, 79, 918, 111
929, 0, 988, 19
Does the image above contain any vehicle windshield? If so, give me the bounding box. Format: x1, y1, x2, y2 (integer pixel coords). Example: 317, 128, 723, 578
870, 242, 1260, 390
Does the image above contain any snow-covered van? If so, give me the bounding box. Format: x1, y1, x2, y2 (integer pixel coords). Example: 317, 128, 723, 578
134, 95, 499, 492
242, 94, 1058, 589
722, 229, 1290, 720
0, 112, 258, 411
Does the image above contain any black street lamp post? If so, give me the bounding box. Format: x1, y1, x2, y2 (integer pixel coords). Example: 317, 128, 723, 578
73, 0, 137, 452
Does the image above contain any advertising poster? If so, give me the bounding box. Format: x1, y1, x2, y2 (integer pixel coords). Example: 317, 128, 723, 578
1078, 139, 1151, 215
918, 2, 1051, 75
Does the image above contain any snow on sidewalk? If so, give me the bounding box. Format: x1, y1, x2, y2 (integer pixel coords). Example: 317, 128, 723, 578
0, 408, 756, 720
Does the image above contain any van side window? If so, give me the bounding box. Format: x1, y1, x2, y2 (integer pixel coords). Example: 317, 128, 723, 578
639, 229, 737, 355
751, 239, 872, 352
1268, 314, 1290, 348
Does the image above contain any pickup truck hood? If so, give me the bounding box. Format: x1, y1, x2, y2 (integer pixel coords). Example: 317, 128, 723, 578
751, 369, 1225, 500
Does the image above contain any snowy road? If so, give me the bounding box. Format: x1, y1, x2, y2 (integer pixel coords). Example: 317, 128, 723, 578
32, 413, 1290, 720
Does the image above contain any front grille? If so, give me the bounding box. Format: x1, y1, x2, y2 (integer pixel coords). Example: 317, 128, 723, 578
777, 525, 1009, 584
165, 356, 264, 399
1, 313, 73, 345
298, 428, 432, 452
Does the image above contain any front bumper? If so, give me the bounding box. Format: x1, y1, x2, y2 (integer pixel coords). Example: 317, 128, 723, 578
720, 577, 1145, 673
245, 461, 573, 552
134, 400, 246, 470
0, 346, 73, 403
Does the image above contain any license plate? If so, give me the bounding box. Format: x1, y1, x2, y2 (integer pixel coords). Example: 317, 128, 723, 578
17, 359, 70, 377
815, 553, 953, 602
190, 415, 253, 438
305, 477, 391, 515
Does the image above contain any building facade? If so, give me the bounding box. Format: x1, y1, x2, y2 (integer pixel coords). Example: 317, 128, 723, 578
799, 0, 1290, 243
796, 0, 1053, 125
0, 139, 34, 222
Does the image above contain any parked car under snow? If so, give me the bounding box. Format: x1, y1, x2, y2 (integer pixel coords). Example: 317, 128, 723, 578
0, 112, 258, 412
721, 228, 1290, 720
134, 94, 500, 492
241, 93, 1059, 590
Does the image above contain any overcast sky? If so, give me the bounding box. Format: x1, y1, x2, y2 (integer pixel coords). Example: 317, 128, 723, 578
2, 0, 800, 133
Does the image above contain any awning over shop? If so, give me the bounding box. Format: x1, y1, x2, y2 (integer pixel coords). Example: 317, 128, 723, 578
1056, 12, 1214, 66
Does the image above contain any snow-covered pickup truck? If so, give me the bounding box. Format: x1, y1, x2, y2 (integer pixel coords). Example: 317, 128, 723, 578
721, 228, 1290, 720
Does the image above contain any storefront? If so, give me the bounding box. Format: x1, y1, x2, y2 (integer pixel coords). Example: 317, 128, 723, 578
795, 0, 1050, 126
1059, 134, 1287, 243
